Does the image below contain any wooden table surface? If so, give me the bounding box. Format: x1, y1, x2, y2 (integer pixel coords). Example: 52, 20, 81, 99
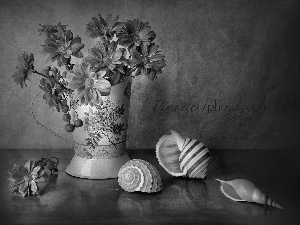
0, 148, 299, 225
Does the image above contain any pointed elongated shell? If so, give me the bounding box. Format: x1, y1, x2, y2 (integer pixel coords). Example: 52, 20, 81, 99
156, 130, 211, 178
216, 178, 284, 209
118, 159, 162, 193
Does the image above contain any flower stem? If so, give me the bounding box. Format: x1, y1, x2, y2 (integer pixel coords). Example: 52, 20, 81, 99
31, 69, 48, 78
32, 69, 72, 91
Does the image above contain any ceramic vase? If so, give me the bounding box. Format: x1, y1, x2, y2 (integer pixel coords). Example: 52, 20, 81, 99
65, 76, 132, 179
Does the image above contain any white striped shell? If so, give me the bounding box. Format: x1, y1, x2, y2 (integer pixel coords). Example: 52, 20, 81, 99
156, 130, 211, 179
216, 179, 284, 209
118, 159, 162, 193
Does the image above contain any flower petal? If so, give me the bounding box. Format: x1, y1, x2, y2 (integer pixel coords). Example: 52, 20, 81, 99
35, 176, 47, 183
106, 14, 113, 25
70, 42, 84, 53
69, 36, 82, 45
112, 22, 126, 31
112, 48, 125, 61
38, 169, 45, 177
141, 67, 147, 76
69, 82, 85, 90
108, 64, 116, 71
30, 181, 38, 194
73, 88, 85, 103
96, 41, 107, 57
72, 76, 86, 83
66, 72, 76, 83
139, 26, 151, 38
109, 15, 119, 29
92, 89, 102, 105
98, 14, 107, 27
19, 182, 29, 197
130, 48, 142, 60
9, 166, 28, 181
95, 70, 107, 79
94, 79, 111, 91
148, 45, 159, 57
83, 88, 90, 102
132, 67, 141, 77
23, 159, 32, 171
65, 30, 73, 42
73, 51, 84, 58
85, 56, 101, 65
32, 166, 41, 174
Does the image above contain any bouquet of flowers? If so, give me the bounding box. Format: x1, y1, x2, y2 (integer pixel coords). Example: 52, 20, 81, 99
12, 14, 166, 133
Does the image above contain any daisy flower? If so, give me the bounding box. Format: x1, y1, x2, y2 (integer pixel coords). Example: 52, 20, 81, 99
41, 26, 84, 67
117, 19, 156, 49
85, 40, 125, 73
85, 14, 125, 41
68, 62, 111, 106
129, 43, 166, 80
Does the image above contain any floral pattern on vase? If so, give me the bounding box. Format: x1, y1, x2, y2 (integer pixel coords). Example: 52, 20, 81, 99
65, 75, 131, 179
84, 98, 127, 148
70, 76, 131, 160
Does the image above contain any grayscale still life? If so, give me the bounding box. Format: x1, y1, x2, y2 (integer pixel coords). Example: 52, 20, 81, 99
1, 1, 299, 225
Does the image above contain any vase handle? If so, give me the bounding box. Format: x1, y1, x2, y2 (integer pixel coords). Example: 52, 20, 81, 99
31, 90, 75, 147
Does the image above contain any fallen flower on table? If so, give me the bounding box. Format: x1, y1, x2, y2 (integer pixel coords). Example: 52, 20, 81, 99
7, 157, 59, 197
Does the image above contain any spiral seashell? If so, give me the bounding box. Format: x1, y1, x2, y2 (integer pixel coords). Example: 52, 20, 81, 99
216, 178, 284, 209
156, 130, 211, 178
118, 159, 162, 193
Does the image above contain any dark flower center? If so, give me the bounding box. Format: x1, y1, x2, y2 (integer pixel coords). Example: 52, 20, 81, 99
59, 42, 71, 55
103, 57, 113, 66
105, 29, 114, 40
142, 57, 150, 65
85, 78, 94, 88
132, 34, 141, 46
24, 174, 33, 183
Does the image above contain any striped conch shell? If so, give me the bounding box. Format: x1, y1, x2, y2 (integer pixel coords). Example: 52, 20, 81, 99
216, 179, 284, 209
156, 130, 211, 178
118, 159, 162, 193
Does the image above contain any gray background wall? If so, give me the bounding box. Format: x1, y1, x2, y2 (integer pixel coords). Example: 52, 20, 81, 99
0, 0, 299, 150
